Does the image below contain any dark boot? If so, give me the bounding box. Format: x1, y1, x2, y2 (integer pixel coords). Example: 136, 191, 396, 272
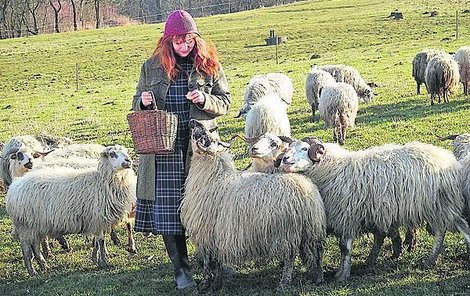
163, 235, 196, 291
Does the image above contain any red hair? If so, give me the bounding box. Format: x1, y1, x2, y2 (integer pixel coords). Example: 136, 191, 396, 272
152, 34, 220, 80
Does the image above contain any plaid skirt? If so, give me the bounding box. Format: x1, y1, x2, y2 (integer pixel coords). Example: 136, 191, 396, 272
134, 60, 192, 235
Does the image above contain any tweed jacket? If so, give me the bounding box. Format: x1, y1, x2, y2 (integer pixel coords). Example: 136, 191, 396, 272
131, 56, 231, 201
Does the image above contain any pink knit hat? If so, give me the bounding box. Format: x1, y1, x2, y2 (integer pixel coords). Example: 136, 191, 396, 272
163, 10, 199, 38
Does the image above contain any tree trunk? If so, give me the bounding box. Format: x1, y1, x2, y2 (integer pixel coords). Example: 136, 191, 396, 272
71, 0, 77, 31
94, 0, 99, 29
27, 0, 41, 35
49, 0, 62, 33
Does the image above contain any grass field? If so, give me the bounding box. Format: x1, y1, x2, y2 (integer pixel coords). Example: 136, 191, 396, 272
1, 0, 470, 295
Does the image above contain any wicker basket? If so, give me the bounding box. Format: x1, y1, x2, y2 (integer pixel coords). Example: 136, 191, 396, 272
127, 109, 178, 154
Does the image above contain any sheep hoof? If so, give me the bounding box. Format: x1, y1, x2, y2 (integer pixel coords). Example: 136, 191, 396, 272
127, 247, 137, 254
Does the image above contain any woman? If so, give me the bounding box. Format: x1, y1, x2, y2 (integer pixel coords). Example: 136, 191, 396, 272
131, 10, 231, 290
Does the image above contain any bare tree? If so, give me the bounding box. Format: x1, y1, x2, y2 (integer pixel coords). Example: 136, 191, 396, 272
49, 0, 62, 33
94, 0, 99, 28
70, 0, 77, 30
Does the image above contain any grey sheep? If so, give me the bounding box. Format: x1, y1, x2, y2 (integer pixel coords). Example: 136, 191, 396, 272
319, 64, 373, 102
305, 66, 336, 122
454, 46, 470, 95
278, 138, 470, 283
412, 49, 445, 94
180, 120, 326, 291
425, 54, 460, 105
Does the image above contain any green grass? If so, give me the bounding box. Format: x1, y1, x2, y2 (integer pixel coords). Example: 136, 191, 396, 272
1, 0, 470, 295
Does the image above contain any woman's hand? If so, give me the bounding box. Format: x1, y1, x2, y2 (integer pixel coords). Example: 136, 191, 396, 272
186, 89, 205, 105
141, 91, 154, 107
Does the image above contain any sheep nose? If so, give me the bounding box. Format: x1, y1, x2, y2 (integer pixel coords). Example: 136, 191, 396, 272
25, 162, 33, 169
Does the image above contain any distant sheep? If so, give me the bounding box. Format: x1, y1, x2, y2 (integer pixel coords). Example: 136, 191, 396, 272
181, 120, 326, 291
305, 67, 336, 122
425, 54, 460, 105
412, 49, 445, 94
319, 64, 374, 102
278, 138, 470, 282
454, 46, 470, 95
6, 145, 136, 275
237, 73, 293, 117
318, 82, 359, 145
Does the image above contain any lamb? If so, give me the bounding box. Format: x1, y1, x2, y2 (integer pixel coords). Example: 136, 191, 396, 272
5, 145, 137, 275
454, 46, 470, 95
319, 64, 374, 102
305, 66, 336, 122
237, 73, 293, 118
180, 120, 326, 291
412, 49, 445, 94
318, 82, 359, 145
277, 138, 470, 282
245, 133, 289, 173
425, 53, 460, 105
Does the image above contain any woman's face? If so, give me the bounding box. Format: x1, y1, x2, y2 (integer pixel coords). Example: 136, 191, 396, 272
172, 35, 195, 57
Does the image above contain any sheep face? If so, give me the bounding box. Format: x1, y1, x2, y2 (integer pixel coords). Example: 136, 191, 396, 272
279, 139, 325, 173
362, 87, 374, 103
249, 133, 283, 159
100, 146, 132, 171
189, 119, 227, 155
9, 148, 42, 177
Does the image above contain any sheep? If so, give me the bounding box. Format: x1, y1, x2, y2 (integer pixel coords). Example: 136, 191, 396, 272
454, 46, 470, 95
0, 136, 49, 186
180, 120, 326, 291
436, 133, 470, 161
245, 133, 289, 173
277, 138, 470, 282
318, 82, 359, 145
319, 64, 374, 102
237, 73, 293, 118
5, 145, 136, 275
412, 49, 445, 94
305, 67, 336, 122
425, 54, 460, 105
462, 154, 470, 225
43, 143, 105, 160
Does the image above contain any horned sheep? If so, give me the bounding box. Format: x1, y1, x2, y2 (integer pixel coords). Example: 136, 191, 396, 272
278, 138, 470, 282
318, 82, 359, 145
305, 66, 336, 122
237, 73, 293, 117
5, 145, 137, 275
319, 64, 374, 102
425, 53, 460, 105
412, 49, 445, 94
180, 120, 326, 291
454, 46, 470, 95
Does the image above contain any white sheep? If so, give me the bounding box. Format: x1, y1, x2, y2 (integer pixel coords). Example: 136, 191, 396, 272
278, 138, 470, 282
245, 133, 288, 173
5, 145, 137, 275
305, 66, 336, 122
454, 46, 470, 95
412, 49, 445, 95
237, 73, 293, 117
425, 53, 460, 105
436, 133, 470, 161
318, 82, 359, 145
180, 120, 326, 291
319, 64, 373, 102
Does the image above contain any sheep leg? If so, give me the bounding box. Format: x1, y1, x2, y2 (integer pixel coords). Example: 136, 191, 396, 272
278, 255, 295, 290
31, 240, 48, 272
56, 235, 71, 252
444, 91, 449, 103
416, 82, 420, 95
199, 256, 221, 293
96, 235, 109, 267
311, 105, 317, 122
335, 237, 353, 282
126, 222, 137, 254
41, 237, 52, 259
404, 227, 418, 252
110, 227, 121, 246
20, 240, 36, 276
366, 231, 385, 266
423, 230, 445, 269
454, 216, 470, 259
430, 94, 434, 105
91, 237, 98, 264
389, 227, 403, 259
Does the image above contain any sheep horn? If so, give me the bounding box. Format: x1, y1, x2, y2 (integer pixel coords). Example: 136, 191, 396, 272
278, 136, 293, 144
435, 134, 459, 141
33, 149, 55, 158
234, 111, 244, 118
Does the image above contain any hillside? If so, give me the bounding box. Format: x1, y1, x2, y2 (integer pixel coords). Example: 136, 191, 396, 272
0, 0, 469, 295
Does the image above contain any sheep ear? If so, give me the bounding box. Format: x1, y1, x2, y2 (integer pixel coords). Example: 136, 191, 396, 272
100, 151, 108, 158
273, 152, 285, 168
218, 141, 231, 148
278, 136, 293, 144
308, 143, 325, 162
302, 136, 321, 145
9, 153, 17, 160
